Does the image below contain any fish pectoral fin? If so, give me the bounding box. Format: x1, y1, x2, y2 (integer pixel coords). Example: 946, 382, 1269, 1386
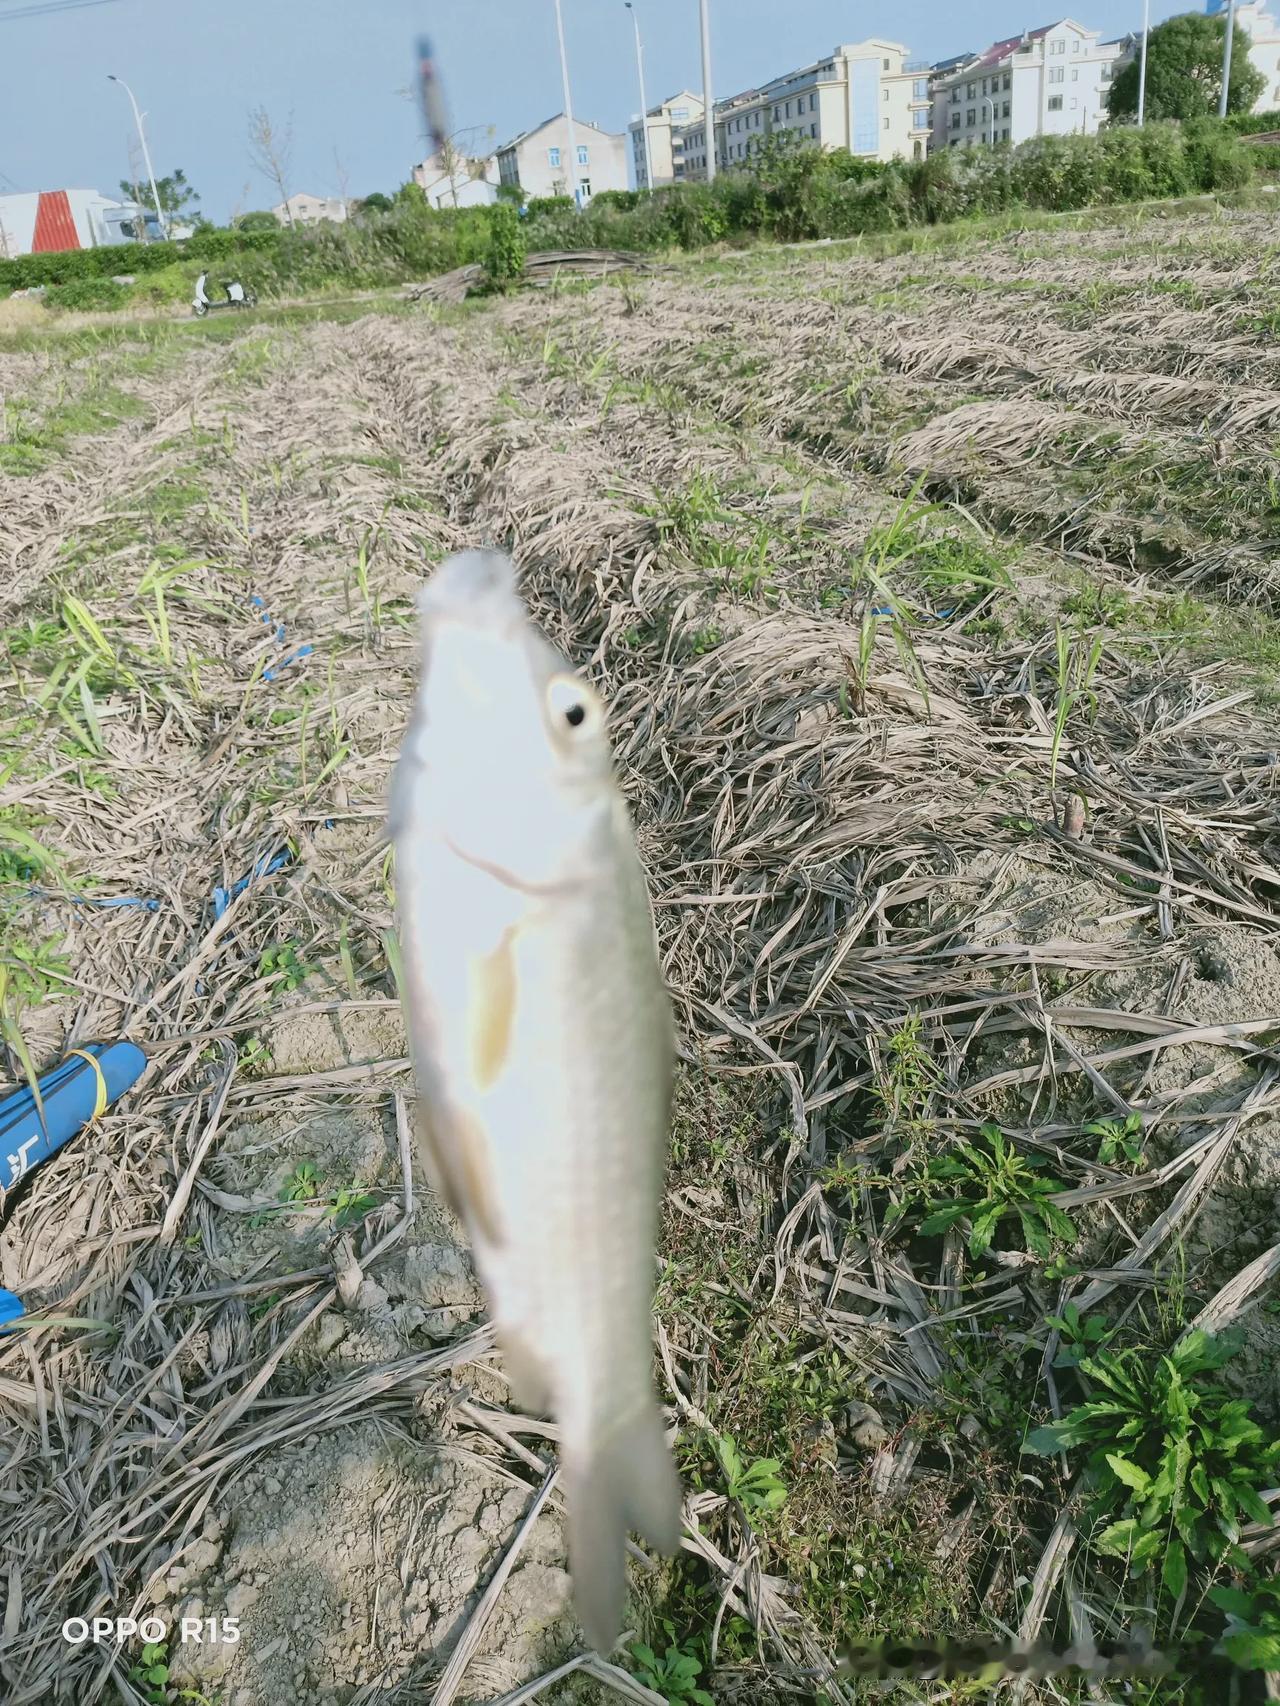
564, 1401, 683, 1655
467, 928, 517, 1091
412, 1098, 505, 1248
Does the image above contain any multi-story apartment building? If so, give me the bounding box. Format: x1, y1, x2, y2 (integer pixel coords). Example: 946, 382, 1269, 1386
495, 114, 628, 202
1207, 0, 1280, 108
932, 20, 1133, 150
628, 91, 704, 188
678, 39, 933, 179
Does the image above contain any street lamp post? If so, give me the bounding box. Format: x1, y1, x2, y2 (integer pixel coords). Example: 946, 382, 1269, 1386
625, 2, 655, 192
699, 0, 715, 182
107, 74, 166, 239
552, 0, 582, 206
1219, 0, 1238, 118
1136, 0, 1150, 125
983, 95, 995, 146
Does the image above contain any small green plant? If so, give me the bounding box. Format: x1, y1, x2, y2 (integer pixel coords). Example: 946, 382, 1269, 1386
898, 1125, 1076, 1260
1045, 1302, 1116, 1369
1209, 1576, 1280, 1671
1025, 1329, 1280, 1601
282, 1161, 323, 1203
326, 1182, 377, 1228
712, 1431, 788, 1514
1087, 1111, 1144, 1168
630, 1638, 715, 1706
484, 204, 526, 288
1045, 621, 1105, 789
128, 1640, 170, 1706
257, 941, 309, 990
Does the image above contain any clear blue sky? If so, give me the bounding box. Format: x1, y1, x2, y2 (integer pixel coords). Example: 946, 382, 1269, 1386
1, 0, 1190, 221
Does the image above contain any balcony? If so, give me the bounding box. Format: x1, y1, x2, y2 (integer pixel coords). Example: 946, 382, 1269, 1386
903, 60, 931, 72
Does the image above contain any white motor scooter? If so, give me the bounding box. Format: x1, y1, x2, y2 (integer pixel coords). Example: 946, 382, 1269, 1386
192, 271, 259, 317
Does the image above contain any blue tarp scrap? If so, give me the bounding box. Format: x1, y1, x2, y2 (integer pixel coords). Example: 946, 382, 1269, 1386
212, 845, 296, 921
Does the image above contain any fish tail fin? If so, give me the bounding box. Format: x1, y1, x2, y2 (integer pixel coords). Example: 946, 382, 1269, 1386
564, 1397, 682, 1655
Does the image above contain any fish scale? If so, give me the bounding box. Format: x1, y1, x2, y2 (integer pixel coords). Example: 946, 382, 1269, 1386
389, 548, 682, 1653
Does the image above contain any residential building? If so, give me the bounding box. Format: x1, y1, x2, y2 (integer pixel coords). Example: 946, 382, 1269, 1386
931, 20, 1133, 150
678, 40, 935, 179
0, 188, 154, 257
412, 148, 500, 209
273, 193, 348, 226
494, 113, 628, 202
628, 90, 704, 188
1207, 0, 1280, 108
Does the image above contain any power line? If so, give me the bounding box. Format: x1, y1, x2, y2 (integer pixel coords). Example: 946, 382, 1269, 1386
0, 0, 121, 22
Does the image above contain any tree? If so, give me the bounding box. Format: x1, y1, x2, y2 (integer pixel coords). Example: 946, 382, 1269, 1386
118, 167, 200, 224
235, 210, 281, 232
1108, 12, 1265, 123
354, 192, 393, 215
248, 106, 296, 226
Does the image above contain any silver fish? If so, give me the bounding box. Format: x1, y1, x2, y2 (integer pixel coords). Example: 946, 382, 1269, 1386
389, 548, 681, 1652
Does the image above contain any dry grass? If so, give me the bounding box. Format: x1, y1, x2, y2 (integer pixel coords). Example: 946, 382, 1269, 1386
2, 203, 1280, 1706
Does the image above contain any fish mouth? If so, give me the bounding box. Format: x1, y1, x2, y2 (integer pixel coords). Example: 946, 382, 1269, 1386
442, 833, 577, 898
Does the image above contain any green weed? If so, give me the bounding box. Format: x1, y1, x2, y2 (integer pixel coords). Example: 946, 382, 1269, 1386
257, 942, 310, 991
1026, 1329, 1280, 1604
630, 1639, 715, 1706
712, 1431, 788, 1514
890, 1124, 1076, 1260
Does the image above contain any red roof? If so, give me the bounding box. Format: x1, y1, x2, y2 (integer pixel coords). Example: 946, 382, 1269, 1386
972, 24, 1052, 71
32, 190, 80, 252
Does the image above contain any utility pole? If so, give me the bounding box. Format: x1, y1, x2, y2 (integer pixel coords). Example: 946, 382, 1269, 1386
699, 0, 715, 182
625, 2, 655, 191
1137, 0, 1150, 124
107, 75, 166, 238
552, 0, 582, 205
1219, 0, 1237, 118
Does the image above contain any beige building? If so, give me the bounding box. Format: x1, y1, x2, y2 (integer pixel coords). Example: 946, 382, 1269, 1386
679, 40, 933, 178
412, 149, 499, 209
628, 90, 704, 188
932, 21, 1133, 149
495, 113, 628, 202
272, 192, 348, 226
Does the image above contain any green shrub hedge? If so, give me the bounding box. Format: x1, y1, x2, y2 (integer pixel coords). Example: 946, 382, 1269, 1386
6, 121, 1261, 313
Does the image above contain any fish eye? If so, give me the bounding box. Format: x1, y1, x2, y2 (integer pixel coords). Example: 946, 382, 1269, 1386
546, 675, 600, 737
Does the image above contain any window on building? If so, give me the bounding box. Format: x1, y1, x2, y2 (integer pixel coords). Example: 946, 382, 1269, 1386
773, 105, 779, 120
672, 107, 688, 119
1048, 94, 1063, 109
1072, 67, 1079, 80
967, 108, 976, 125
548, 146, 561, 166
966, 81, 976, 97
914, 79, 929, 99
581, 179, 591, 196
951, 111, 961, 129
1002, 126, 1010, 140
1002, 99, 1010, 117
913, 109, 930, 129
1069, 96, 1077, 108
883, 56, 890, 69
883, 115, 890, 128
951, 88, 960, 103
1100, 65, 1111, 82
785, 99, 791, 117
1049, 67, 1064, 83
1003, 72, 1011, 89
577, 146, 588, 165
812, 122, 819, 137
1072, 38, 1080, 50
883, 88, 889, 101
